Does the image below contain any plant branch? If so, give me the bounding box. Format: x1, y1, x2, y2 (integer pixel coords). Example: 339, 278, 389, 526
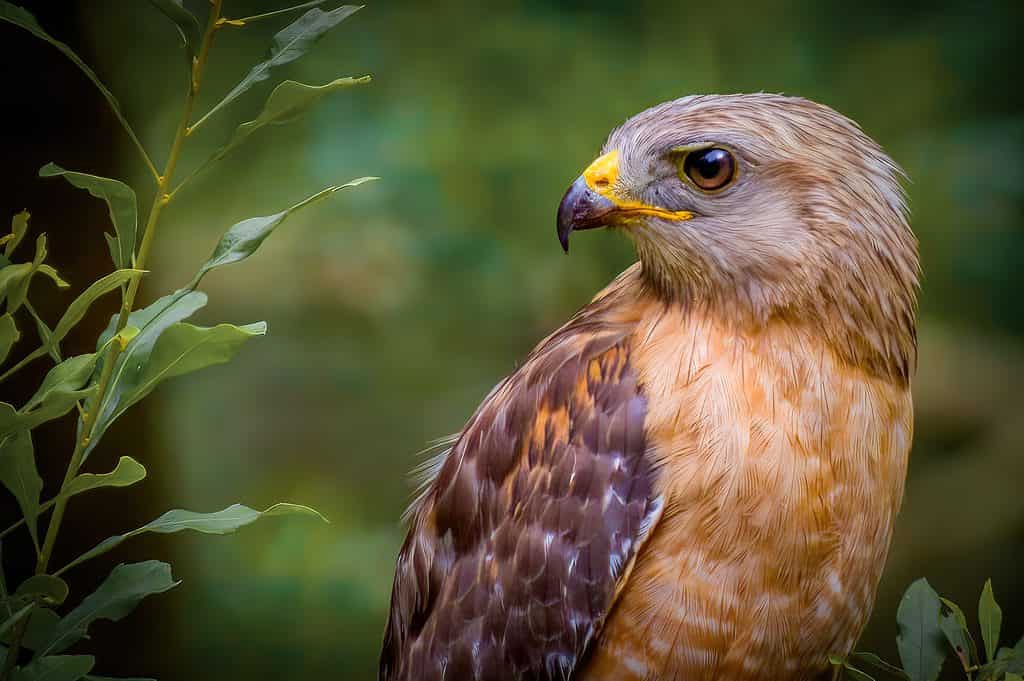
0, 498, 55, 541
221, 0, 329, 26
31, 0, 225, 581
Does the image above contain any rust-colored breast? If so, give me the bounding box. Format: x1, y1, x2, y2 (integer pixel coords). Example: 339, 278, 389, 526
579, 306, 913, 681
380, 282, 661, 681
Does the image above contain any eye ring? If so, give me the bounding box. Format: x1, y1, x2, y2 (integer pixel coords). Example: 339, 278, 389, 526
681, 147, 736, 192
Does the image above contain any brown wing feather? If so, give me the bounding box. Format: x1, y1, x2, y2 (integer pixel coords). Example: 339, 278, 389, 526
380, 288, 660, 681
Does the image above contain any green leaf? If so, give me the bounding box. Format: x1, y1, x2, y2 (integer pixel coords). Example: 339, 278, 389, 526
0, 313, 19, 365
1004, 673, 1023, 681
24, 354, 96, 413
84, 677, 155, 681
88, 316, 264, 465
9, 268, 143, 381
939, 597, 978, 670
35, 265, 68, 290
14, 607, 58, 651
54, 270, 143, 345
979, 579, 1002, 662
0, 428, 41, 551
212, 76, 370, 163
849, 652, 910, 680
0, 602, 34, 639
896, 578, 946, 681
190, 178, 377, 286
39, 164, 137, 270
3, 210, 29, 258
0, 235, 47, 313
15, 576, 68, 607
193, 5, 362, 129
0, 356, 96, 440
63, 456, 146, 498
59, 504, 326, 574
87, 289, 206, 458
126, 320, 265, 407
149, 0, 200, 65
39, 561, 178, 656
12, 654, 94, 681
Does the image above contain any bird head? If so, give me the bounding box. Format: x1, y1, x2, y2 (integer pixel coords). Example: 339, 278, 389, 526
557, 94, 920, 381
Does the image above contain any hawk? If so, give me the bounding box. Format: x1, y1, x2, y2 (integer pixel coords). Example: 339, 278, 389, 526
380, 94, 919, 681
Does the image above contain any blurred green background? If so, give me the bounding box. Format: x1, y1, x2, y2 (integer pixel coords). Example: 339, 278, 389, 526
1, 0, 1022, 679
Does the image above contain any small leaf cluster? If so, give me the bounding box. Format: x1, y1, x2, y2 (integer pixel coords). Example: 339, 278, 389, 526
833, 579, 1024, 681
0, 1, 374, 679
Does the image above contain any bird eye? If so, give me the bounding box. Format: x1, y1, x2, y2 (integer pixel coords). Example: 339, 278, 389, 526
682, 147, 736, 191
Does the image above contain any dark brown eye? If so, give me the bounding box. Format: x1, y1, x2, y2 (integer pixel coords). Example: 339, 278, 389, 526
683, 147, 736, 191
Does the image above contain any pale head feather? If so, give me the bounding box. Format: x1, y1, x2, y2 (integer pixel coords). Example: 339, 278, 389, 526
604, 93, 919, 383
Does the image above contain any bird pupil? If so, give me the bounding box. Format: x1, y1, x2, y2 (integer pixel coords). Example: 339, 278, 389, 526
698, 149, 725, 178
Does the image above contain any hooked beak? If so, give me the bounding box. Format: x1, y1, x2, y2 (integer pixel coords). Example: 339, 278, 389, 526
556, 149, 694, 252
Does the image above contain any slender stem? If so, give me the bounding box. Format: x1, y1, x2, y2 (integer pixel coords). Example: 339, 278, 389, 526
0, 349, 41, 383
33, 344, 120, 575
121, 116, 161, 185
224, 0, 327, 25
0, 499, 55, 541
24, 300, 61, 362
31, 0, 224, 580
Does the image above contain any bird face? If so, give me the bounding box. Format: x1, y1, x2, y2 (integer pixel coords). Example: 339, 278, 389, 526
556, 94, 918, 331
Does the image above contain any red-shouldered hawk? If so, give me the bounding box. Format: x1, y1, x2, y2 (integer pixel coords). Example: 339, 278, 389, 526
380, 94, 919, 681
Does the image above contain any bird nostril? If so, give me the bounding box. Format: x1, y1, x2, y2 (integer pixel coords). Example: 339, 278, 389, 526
594, 177, 611, 189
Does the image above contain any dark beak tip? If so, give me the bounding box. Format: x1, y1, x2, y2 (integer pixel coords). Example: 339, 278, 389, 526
556, 176, 615, 254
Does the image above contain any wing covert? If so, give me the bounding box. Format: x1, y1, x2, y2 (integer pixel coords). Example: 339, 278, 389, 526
381, 297, 659, 681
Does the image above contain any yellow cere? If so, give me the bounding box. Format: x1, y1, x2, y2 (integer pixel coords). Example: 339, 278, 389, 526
583, 149, 694, 222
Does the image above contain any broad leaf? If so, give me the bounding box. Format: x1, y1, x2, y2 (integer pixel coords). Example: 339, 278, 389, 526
896, 578, 946, 681
1, 356, 96, 439
15, 576, 68, 607
149, 0, 200, 65
190, 178, 377, 287
39, 561, 178, 656
979, 579, 1002, 662
12, 654, 94, 681
59, 504, 326, 574
24, 355, 96, 413
0, 428, 41, 550
86, 289, 207, 458
3, 210, 29, 258
212, 76, 370, 163
0, 313, 18, 365
64, 456, 146, 498
11, 607, 58, 653
39, 164, 137, 269
939, 597, 977, 669
127, 320, 265, 405
193, 5, 361, 128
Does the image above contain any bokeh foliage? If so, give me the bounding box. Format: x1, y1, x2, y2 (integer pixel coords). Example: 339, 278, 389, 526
1, 0, 1021, 679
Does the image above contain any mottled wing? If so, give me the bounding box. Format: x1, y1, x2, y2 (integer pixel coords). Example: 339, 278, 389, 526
380, 306, 659, 681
